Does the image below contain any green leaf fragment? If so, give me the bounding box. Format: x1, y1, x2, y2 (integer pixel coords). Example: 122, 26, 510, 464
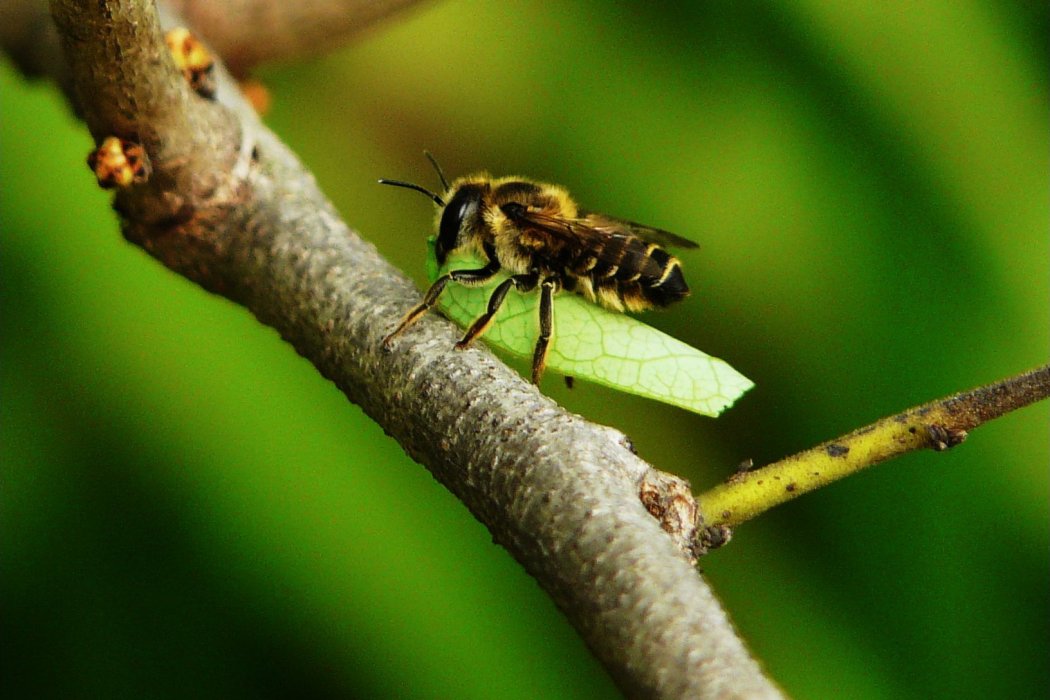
425, 238, 754, 416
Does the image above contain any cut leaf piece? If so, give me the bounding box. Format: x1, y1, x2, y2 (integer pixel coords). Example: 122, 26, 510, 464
425, 238, 754, 416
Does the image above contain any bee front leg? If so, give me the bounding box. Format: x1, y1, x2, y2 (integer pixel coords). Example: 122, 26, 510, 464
531, 276, 559, 385
456, 272, 539, 349
382, 274, 451, 347
383, 258, 501, 347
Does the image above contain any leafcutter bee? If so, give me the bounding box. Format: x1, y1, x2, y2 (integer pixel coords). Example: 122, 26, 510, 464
380, 153, 698, 385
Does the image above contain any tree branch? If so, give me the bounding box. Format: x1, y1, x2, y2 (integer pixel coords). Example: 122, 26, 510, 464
38, 1, 781, 697
698, 364, 1050, 529
167, 0, 430, 76
3, 0, 429, 81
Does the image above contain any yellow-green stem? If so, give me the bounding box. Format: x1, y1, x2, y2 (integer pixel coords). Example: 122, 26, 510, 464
698, 363, 1050, 528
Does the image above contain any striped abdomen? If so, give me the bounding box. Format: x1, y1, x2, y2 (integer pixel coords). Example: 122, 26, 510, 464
563, 235, 689, 312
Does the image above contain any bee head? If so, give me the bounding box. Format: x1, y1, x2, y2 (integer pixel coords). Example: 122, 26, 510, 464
436, 184, 485, 265
380, 152, 489, 265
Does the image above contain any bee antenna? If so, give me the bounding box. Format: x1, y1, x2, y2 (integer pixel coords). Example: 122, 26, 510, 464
377, 179, 446, 207
423, 150, 451, 191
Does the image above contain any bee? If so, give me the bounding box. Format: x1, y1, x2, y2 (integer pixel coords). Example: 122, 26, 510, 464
380, 153, 699, 385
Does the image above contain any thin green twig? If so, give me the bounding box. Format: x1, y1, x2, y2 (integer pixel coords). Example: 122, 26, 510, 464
698, 364, 1050, 528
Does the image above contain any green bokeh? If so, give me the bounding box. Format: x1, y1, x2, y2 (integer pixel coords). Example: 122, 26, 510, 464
2, 1, 1046, 698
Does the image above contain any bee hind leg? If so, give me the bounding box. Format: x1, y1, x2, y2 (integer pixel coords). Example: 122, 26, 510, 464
531, 277, 558, 385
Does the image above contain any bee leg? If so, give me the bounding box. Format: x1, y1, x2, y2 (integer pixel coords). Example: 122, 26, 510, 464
383, 260, 501, 347
531, 277, 558, 385
456, 279, 513, 349
383, 275, 451, 347
456, 272, 539, 349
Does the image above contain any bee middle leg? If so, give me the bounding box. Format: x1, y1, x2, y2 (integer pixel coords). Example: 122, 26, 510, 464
531, 276, 559, 385
456, 272, 539, 349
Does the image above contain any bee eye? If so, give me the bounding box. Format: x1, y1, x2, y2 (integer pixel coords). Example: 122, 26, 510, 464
436, 187, 481, 264
454, 198, 475, 224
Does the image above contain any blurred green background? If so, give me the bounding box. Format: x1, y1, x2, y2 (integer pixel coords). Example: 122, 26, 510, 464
2, 1, 1047, 697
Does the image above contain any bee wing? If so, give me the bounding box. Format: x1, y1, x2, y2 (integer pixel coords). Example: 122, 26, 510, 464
579, 211, 700, 249
501, 203, 698, 250
500, 203, 610, 247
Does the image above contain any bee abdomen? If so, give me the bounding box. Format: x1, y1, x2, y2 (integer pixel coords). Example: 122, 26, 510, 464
636, 246, 689, 306
574, 238, 688, 310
